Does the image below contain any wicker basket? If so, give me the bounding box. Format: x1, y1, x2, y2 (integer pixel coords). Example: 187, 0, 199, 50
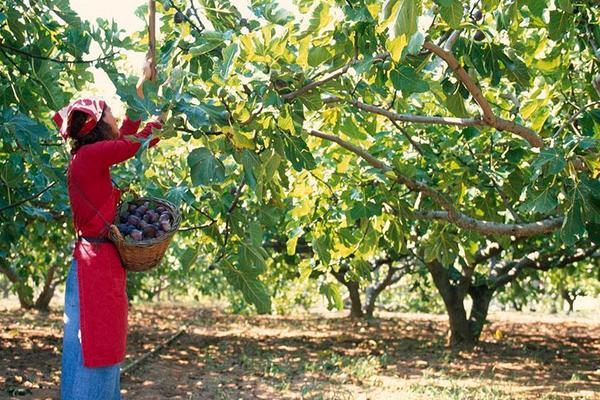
109, 197, 180, 272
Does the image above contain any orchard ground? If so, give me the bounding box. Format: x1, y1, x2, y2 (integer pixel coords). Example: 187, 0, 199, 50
1, 292, 599, 400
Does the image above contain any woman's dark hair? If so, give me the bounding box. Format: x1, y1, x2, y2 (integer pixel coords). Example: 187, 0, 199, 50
69, 108, 114, 154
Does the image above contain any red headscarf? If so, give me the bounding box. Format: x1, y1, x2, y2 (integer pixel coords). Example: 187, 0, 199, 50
53, 98, 107, 139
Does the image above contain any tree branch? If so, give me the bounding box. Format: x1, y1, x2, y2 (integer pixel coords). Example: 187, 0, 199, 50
281, 53, 389, 101
0, 182, 57, 213
325, 94, 542, 147
0, 43, 118, 64
170, 1, 204, 33
492, 244, 599, 289
553, 100, 600, 139
423, 41, 495, 125
412, 210, 563, 237
308, 129, 562, 237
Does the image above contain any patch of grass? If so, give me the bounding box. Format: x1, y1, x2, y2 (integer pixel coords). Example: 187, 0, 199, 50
407, 379, 512, 400
299, 380, 355, 400
342, 355, 382, 382
539, 394, 593, 400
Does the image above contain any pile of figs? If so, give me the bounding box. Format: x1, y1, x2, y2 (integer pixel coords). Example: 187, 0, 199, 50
117, 201, 173, 242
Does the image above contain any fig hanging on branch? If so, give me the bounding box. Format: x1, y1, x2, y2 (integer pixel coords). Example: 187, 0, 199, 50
174, 11, 185, 24
471, 9, 483, 22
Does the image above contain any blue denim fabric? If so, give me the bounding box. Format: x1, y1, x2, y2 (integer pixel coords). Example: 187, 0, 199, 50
60, 258, 122, 400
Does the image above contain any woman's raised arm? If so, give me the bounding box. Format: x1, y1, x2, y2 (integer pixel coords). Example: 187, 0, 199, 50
82, 120, 162, 168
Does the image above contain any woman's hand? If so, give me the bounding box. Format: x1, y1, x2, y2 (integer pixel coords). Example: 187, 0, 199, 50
136, 58, 155, 99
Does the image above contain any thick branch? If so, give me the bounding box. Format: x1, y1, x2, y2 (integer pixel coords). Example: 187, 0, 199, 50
0, 259, 20, 284
492, 244, 599, 289
471, 242, 503, 266
493, 117, 543, 148
308, 129, 562, 237
412, 210, 563, 237
325, 95, 486, 127
423, 41, 495, 125
326, 96, 542, 147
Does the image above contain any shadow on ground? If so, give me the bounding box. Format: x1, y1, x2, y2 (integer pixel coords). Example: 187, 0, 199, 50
1, 304, 599, 399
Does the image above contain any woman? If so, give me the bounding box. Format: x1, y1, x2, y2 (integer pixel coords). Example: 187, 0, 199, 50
57, 62, 163, 399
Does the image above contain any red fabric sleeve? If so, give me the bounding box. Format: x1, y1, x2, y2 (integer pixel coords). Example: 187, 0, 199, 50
85, 120, 162, 168
118, 115, 142, 138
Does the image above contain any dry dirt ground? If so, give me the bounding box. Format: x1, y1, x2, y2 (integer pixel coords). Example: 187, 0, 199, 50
1, 302, 599, 400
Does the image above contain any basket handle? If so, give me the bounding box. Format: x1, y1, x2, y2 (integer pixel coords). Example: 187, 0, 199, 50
109, 224, 125, 243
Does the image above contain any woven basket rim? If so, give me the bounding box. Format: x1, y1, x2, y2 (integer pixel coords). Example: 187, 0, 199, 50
110, 196, 181, 247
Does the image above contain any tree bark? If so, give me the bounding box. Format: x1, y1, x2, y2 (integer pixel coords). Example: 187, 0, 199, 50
467, 284, 494, 340
510, 299, 523, 311
426, 260, 476, 348
347, 280, 364, 318
33, 264, 60, 312
363, 265, 406, 318
0, 259, 34, 309
560, 289, 576, 314
363, 286, 377, 318
331, 267, 364, 318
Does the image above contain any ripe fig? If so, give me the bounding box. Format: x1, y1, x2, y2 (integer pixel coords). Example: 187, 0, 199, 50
471, 9, 483, 21
128, 204, 137, 212
159, 213, 170, 223
130, 229, 143, 241
143, 225, 157, 238
127, 215, 141, 226
117, 223, 129, 234
139, 220, 150, 230
474, 30, 485, 41
143, 201, 150, 208
149, 212, 159, 223
174, 11, 185, 24
120, 213, 129, 223
156, 230, 165, 237
156, 206, 166, 213
160, 221, 172, 232
137, 205, 148, 214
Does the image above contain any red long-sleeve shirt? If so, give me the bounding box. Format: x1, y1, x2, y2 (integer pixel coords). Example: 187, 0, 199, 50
68, 116, 161, 237
68, 115, 161, 367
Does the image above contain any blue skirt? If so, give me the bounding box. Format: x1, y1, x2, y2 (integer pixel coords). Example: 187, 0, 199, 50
60, 258, 122, 399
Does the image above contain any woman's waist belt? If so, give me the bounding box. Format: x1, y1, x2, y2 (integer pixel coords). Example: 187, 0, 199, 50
77, 235, 111, 243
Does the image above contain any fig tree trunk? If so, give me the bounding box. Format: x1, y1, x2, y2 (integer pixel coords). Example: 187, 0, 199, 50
426, 260, 494, 348
331, 267, 364, 318
560, 289, 576, 314
347, 280, 364, 318
0, 260, 34, 309
467, 284, 494, 341
363, 286, 377, 318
